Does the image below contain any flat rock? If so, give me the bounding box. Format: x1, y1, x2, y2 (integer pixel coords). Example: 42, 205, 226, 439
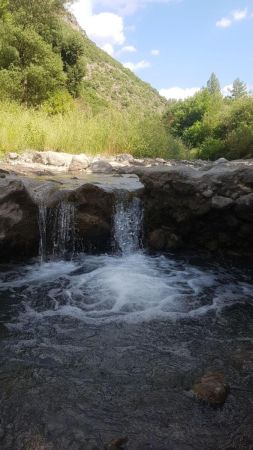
89, 160, 113, 174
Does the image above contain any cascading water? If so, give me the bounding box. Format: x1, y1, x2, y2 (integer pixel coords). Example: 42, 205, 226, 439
38, 201, 77, 261
113, 193, 143, 255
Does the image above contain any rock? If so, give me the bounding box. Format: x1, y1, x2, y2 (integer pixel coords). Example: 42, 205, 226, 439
202, 189, 213, 198
149, 228, 182, 251
155, 158, 166, 164
90, 160, 113, 174
213, 157, 229, 165
105, 436, 128, 449
70, 183, 114, 250
8, 152, 19, 160
33, 151, 73, 167
114, 153, 134, 163
69, 154, 90, 172
211, 196, 234, 209
235, 193, 253, 222
193, 372, 229, 406
132, 159, 145, 166
0, 177, 39, 261
0, 324, 9, 338
0, 426, 5, 440
139, 164, 253, 256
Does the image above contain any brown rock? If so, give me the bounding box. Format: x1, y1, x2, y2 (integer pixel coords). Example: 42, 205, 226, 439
193, 372, 229, 406
105, 436, 128, 449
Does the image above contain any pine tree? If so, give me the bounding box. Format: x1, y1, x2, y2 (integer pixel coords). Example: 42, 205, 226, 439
230, 78, 248, 99
207, 73, 221, 95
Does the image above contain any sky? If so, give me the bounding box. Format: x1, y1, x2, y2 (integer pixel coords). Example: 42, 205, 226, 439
70, 0, 253, 99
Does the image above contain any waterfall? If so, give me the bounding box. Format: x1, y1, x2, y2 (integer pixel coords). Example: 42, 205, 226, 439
113, 193, 143, 255
38, 202, 77, 261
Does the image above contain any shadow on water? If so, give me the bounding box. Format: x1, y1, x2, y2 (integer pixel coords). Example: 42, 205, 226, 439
0, 194, 253, 449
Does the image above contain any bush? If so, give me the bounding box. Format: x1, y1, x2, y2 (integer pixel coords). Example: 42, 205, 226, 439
42, 90, 75, 115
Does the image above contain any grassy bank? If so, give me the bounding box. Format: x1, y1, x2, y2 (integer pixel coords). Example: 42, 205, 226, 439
0, 102, 186, 159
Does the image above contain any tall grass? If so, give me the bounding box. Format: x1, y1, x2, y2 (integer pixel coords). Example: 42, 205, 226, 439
0, 101, 186, 159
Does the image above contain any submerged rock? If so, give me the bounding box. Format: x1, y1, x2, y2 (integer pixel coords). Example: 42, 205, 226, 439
193, 372, 229, 406
105, 436, 128, 449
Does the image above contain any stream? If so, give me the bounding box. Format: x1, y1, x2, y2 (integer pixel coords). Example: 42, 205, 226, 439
0, 193, 253, 449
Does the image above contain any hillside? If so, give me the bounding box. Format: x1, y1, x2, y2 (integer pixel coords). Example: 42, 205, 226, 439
81, 39, 166, 113
64, 14, 166, 114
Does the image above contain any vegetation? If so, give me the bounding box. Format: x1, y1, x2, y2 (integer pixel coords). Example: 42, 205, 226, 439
0, 1, 252, 161
163, 74, 253, 160
0, 101, 186, 158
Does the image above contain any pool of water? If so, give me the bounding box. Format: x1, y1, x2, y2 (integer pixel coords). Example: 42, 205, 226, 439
0, 251, 253, 449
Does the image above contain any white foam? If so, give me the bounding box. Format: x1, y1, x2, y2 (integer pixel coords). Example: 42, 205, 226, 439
2, 252, 252, 326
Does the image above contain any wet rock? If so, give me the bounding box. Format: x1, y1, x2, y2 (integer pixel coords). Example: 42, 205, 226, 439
69, 154, 90, 172
90, 160, 113, 174
0, 177, 39, 261
140, 164, 253, 256
193, 372, 229, 406
235, 193, 253, 222
211, 196, 234, 209
149, 228, 182, 251
0, 426, 5, 440
0, 324, 9, 338
105, 436, 128, 449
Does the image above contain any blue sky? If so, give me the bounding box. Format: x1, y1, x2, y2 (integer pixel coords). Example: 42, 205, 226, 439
71, 0, 253, 99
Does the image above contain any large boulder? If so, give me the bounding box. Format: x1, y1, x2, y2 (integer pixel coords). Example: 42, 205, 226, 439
0, 177, 39, 260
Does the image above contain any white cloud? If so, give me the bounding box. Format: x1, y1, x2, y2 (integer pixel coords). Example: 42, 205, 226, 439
159, 87, 200, 100
70, 1, 126, 56
82, 12, 125, 46
119, 45, 137, 53
216, 8, 249, 28
151, 49, 160, 56
101, 43, 115, 55
216, 18, 232, 28
92, 0, 177, 16
222, 84, 233, 96
232, 8, 248, 21
124, 60, 151, 71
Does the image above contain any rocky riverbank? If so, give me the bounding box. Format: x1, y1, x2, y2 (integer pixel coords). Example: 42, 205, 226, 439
1, 151, 253, 260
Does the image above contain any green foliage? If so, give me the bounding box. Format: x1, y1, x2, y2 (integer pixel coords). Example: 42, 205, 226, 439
207, 73, 221, 95
230, 78, 248, 99
164, 84, 253, 160
42, 90, 74, 115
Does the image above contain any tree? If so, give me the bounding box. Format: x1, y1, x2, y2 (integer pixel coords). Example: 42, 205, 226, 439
207, 73, 221, 95
230, 78, 248, 99
0, 0, 9, 19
